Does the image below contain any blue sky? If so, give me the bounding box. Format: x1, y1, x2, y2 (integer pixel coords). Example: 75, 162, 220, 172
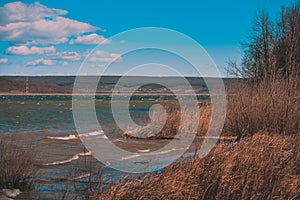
0, 0, 293, 76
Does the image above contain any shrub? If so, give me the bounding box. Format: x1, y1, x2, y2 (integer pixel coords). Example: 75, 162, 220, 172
0, 139, 37, 191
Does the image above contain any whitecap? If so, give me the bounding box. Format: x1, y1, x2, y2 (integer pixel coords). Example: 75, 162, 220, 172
72, 173, 91, 180
120, 154, 140, 161
47, 134, 78, 140
47, 130, 108, 141
78, 130, 108, 139
43, 151, 92, 166
137, 149, 151, 153
119, 147, 187, 161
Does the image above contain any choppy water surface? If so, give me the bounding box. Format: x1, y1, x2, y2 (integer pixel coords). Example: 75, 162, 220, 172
0, 95, 207, 199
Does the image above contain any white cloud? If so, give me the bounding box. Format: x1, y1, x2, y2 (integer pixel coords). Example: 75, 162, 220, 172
47, 51, 83, 61
26, 58, 55, 66
89, 50, 122, 63
0, 2, 106, 45
6, 45, 56, 55
70, 33, 110, 45
0, 58, 8, 63
0, 2, 67, 25
0, 17, 99, 45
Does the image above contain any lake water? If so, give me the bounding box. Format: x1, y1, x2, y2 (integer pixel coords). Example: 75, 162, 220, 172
0, 95, 208, 199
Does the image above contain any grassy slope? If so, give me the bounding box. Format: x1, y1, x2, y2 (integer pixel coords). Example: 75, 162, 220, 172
99, 133, 299, 200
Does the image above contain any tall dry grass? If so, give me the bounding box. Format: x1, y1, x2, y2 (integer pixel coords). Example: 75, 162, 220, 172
122, 77, 299, 143
98, 133, 300, 200
225, 77, 299, 140
0, 139, 37, 191
97, 77, 300, 199
122, 102, 212, 139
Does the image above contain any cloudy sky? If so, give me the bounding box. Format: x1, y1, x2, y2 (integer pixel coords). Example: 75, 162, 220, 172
0, 0, 292, 76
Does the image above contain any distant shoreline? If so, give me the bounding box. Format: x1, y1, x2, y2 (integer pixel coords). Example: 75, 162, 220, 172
0, 92, 212, 96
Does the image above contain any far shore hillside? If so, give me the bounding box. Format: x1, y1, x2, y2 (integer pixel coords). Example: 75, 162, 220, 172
0, 76, 238, 94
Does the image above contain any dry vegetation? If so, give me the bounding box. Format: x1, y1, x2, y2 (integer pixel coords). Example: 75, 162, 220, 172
0, 139, 37, 191
100, 76, 299, 199
97, 2, 300, 199
223, 1, 300, 140
99, 133, 300, 200
123, 103, 212, 139
225, 77, 299, 140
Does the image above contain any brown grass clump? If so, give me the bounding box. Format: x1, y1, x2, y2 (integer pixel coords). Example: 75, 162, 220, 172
122, 102, 213, 139
0, 139, 37, 191
98, 133, 300, 200
197, 103, 212, 137
122, 105, 183, 139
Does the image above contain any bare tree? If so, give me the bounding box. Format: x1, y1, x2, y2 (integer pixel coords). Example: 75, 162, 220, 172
275, 2, 300, 87
227, 1, 299, 84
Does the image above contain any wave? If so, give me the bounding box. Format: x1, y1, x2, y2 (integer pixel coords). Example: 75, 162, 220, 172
79, 130, 108, 139
35, 173, 92, 184
47, 130, 107, 141
72, 173, 91, 180
120, 147, 187, 161
120, 154, 140, 161
43, 151, 92, 166
137, 149, 151, 153
47, 134, 77, 140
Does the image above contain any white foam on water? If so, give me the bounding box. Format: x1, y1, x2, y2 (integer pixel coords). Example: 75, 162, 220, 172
78, 130, 107, 139
72, 173, 91, 180
137, 149, 151, 153
120, 154, 140, 161
47, 130, 107, 141
47, 134, 78, 140
112, 138, 125, 143
43, 151, 92, 166
119, 147, 187, 161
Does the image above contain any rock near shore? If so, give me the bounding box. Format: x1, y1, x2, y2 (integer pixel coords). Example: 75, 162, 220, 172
0, 189, 21, 199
